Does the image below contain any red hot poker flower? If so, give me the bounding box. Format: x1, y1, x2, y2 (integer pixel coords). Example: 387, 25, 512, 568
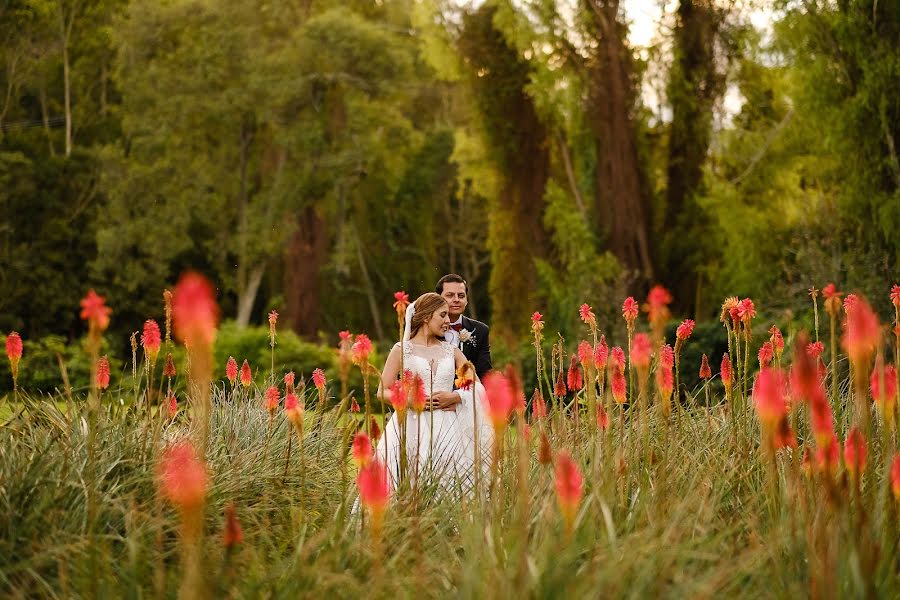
842, 295, 880, 370
554, 370, 567, 399
389, 380, 407, 415
351, 334, 372, 365
758, 342, 774, 369
554, 451, 583, 533
806, 342, 824, 359
594, 336, 608, 370
411, 373, 427, 413
611, 366, 627, 404
610, 346, 626, 372
80, 289, 112, 331
768, 326, 784, 359
531, 389, 547, 419
223, 503, 244, 549
312, 368, 326, 390
699, 354, 712, 379
676, 319, 695, 341
822, 283, 843, 318
891, 284, 900, 309
567, 355, 583, 391
268, 310, 278, 326
737, 298, 756, 324
630, 333, 652, 372
172, 273, 218, 348
483, 371, 515, 432
240, 360, 252, 388
531, 312, 544, 334
5, 332, 22, 379
142, 319, 161, 363
577, 341, 593, 368
721, 353, 733, 389
622, 297, 639, 325
357, 458, 390, 520
370, 417, 382, 443
597, 405, 610, 430
226, 356, 238, 384
284, 392, 303, 428
96, 356, 110, 390
350, 398, 360, 413
753, 368, 788, 428
284, 371, 295, 394
656, 345, 674, 414
352, 432, 373, 467
164, 353, 176, 377
891, 455, 900, 501
871, 360, 898, 423
265, 386, 280, 413
393, 291, 410, 319
167, 392, 178, 418
579, 303, 596, 326
158, 442, 208, 510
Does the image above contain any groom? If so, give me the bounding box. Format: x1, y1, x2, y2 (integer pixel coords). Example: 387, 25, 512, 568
436, 274, 492, 379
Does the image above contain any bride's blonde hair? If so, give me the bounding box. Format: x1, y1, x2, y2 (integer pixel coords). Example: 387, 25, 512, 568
409, 292, 448, 338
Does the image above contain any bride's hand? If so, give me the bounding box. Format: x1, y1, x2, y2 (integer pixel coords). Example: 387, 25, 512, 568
428, 391, 461, 411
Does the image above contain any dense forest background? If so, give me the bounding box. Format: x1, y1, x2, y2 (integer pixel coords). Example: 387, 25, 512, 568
1, 0, 897, 359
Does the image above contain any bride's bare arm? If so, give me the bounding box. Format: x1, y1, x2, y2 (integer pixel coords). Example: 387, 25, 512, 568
376, 344, 402, 399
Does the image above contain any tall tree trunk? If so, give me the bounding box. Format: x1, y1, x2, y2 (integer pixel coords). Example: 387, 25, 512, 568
284, 205, 328, 339
585, 0, 654, 280
663, 0, 723, 309
235, 264, 266, 328
460, 5, 550, 343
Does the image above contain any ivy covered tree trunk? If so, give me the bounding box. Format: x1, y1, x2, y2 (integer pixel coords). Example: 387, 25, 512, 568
662, 0, 724, 310
460, 5, 549, 343
584, 0, 654, 281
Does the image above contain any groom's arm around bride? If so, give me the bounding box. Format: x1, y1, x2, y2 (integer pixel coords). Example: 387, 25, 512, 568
436, 274, 492, 379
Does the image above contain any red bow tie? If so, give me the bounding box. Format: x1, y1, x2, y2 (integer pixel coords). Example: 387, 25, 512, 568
450, 324, 463, 332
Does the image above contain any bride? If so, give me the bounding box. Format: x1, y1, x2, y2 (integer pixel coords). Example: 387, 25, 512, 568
374, 292, 493, 492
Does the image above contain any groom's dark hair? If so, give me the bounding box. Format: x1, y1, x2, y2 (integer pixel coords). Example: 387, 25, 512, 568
435, 274, 467, 295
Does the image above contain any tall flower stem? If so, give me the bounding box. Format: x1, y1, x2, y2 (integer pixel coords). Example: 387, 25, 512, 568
829, 315, 840, 430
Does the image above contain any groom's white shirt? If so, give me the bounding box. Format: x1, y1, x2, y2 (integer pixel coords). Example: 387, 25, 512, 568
445, 316, 463, 349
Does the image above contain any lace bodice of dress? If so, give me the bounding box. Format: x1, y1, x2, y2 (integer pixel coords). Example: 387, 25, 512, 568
394, 341, 456, 395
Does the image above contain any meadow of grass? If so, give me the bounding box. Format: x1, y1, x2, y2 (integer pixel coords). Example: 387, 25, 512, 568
1, 280, 899, 599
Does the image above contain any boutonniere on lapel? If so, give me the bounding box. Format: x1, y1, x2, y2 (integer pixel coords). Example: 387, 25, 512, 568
458, 329, 474, 346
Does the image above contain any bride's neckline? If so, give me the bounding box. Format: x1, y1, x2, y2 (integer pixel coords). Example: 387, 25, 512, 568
407, 337, 444, 348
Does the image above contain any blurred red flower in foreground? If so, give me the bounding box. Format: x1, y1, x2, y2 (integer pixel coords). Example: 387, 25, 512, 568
357, 458, 390, 520
158, 442, 208, 510
554, 450, 583, 534
80, 289, 111, 331
843, 427, 867, 480
352, 432, 372, 468
223, 503, 244, 549
172, 273, 218, 348
483, 371, 514, 432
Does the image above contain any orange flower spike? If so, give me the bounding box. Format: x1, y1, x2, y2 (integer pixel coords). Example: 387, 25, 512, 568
567, 355, 583, 392
505, 365, 527, 415
622, 296, 639, 326
843, 427, 867, 479
388, 380, 407, 415
223, 503, 244, 549
369, 417, 382, 443
758, 342, 774, 369
577, 341, 593, 368
350, 398, 361, 413
721, 353, 733, 390
410, 373, 427, 413
172, 273, 218, 348
768, 326, 784, 360
357, 458, 391, 523
531, 312, 544, 334
312, 368, 326, 391
630, 333, 652, 375
264, 386, 280, 413
393, 291, 410, 322
597, 405, 610, 430
284, 371, 295, 395
284, 392, 303, 429
157, 442, 208, 511
240, 360, 252, 388
753, 368, 788, 429
142, 319, 161, 364
842, 294, 880, 370
483, 371, 515, 433
80, 289, 112, 332
656, 345, 674, 411
167, 392, 178, 418
538, 431, 552, 465
554, 370, 567, 399
5, 332, 22, 380
164, 353, 176, 377
96, 356, 110, 390
594, 336, 608, 370
351, 334, 372, 366
352, 432, 373, 467
531, 389, 547, 419
822, 283, 843, 318
871, 360, 898, 425
579, 303, 596, 327
891, 284, 900, 309
454, 362, 475, 391
699, 354, 711, 379
225, 356, 238, 384
554, 450, 583, 535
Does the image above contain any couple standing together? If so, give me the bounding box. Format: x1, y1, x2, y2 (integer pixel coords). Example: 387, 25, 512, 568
375, 274, 494, 490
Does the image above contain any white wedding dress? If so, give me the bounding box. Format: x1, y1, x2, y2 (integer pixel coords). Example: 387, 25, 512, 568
373, 340, 494, 494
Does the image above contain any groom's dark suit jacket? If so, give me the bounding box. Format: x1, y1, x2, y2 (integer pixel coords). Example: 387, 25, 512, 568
457, 316, 492, 380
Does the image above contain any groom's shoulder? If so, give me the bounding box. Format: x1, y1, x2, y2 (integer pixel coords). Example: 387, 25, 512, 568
464, 316, 489, 332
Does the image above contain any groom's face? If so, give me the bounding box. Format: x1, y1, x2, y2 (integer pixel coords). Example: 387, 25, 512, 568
440, 282, 468, 320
